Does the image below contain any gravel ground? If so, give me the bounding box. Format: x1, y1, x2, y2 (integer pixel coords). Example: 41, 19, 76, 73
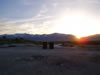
0, 45, 100, 75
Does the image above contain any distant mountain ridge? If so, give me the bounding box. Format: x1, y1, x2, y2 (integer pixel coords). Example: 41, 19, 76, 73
80, 34, 100, 41
0, 33, 77, 42
0, 33, 100, 42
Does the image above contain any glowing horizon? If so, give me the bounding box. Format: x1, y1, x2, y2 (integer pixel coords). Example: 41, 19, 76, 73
52, 11, 100, 38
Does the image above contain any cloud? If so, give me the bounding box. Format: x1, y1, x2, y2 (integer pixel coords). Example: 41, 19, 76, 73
0, 23, 17, 34
0, 0, 100, 35
0, 4, 56, 34
36, 5, 48, 17
0, 4, 51, 24
20, 0, 36, 5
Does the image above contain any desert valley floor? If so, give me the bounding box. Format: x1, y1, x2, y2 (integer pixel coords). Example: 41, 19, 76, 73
0, 44, 100, 75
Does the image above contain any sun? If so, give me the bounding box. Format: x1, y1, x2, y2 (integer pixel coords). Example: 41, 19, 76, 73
53, 11, 100, 38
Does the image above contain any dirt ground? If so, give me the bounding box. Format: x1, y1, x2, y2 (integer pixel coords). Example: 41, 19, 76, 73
0, 45, 100, 75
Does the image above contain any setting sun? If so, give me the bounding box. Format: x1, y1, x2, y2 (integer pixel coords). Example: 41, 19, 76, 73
53, 11, 100, 38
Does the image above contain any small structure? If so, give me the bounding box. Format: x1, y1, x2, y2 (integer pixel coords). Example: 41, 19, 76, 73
43, 42, 48, 49
42, 42, 54, 49
49, 42, 54, 49
38, 33, 76, 49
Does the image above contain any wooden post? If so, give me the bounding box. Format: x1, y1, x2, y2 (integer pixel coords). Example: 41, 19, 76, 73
43, 42, 48, 49
49, 42, 54, 49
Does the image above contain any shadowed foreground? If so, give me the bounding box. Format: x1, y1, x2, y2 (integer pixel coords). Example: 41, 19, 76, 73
0, 45, 100, 75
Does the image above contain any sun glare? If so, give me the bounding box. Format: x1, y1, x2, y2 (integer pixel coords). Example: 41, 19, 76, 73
53, 11, 100, 38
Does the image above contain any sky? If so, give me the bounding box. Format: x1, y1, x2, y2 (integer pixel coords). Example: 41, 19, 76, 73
0, 0, 100, 37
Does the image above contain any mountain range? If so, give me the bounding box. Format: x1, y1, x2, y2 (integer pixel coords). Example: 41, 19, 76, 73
80, 34, 100, 41
0, 33, 100, 42
0, 33, 77, 42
